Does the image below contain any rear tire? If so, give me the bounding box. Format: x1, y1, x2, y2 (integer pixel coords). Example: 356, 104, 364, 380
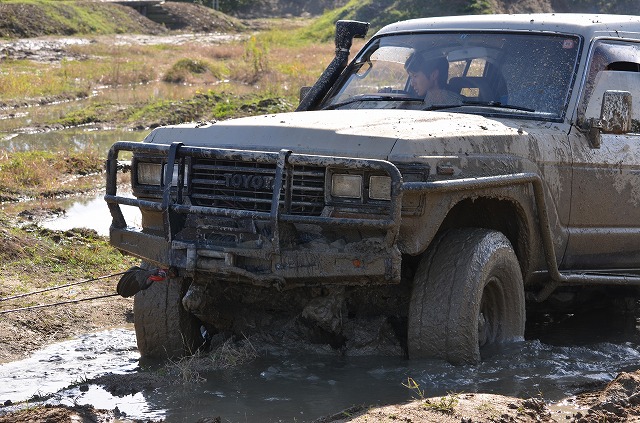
408, 228, 525, 364
133, 270, 202, 359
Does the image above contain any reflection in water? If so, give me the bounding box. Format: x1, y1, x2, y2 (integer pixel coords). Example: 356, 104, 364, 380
0, 128, 146, 154
41, 192, 141, 236
1, 311, 640, 422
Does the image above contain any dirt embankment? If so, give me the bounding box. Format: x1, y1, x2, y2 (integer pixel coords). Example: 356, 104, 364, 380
0, 1, 242, 39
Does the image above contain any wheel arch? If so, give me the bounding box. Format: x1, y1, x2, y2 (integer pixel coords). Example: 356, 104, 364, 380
401, 194, 536, 284
439, 196, 531, 275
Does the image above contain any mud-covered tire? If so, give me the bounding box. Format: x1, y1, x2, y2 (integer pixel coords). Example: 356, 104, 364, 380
408, 228, 525, 364
133, 271, 202, 359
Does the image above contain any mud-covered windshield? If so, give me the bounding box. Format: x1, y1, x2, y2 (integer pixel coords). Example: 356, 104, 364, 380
322, 32, 581, 120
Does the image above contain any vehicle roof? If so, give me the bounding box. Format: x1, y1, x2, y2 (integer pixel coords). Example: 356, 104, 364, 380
375, 14, 640, 40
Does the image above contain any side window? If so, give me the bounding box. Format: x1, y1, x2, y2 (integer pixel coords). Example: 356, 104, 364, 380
502, 36, 578, 118
578, 40, 640, 131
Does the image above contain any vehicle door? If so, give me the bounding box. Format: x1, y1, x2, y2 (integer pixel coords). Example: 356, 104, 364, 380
566, 39, 640, 269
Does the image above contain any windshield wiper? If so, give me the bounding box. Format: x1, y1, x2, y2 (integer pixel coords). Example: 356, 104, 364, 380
322, 95, 424, 110
423, 104, 466, 111
460, 100, 535, 112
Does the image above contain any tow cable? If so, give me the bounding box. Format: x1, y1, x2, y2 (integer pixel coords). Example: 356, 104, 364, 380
0, 269, 167, 315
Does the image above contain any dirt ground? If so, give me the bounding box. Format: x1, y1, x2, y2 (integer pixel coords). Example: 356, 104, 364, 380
0, 285, 133, 364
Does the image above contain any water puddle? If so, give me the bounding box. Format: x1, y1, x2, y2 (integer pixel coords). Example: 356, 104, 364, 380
1, 311, 640, 422
0, 80, 220, 153
38, 192, 141, 236
0, 187, 141, 236
0, 128, 145, 154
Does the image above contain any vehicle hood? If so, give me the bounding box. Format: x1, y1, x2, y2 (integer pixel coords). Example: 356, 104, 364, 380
144, 109, 531, 161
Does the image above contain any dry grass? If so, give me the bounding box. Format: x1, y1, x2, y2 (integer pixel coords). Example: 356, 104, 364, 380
0, 30, 338, 106
164, 336, 259, 383
207, 336, 258, 369
0, 150, 103, 198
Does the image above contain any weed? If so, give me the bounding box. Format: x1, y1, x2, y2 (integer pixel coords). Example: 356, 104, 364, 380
465, 0, 494, 14
423, 394, 459, 414
73, 373, 90, 385
163, 58, 223, 83
212, 100, 238, 119
0, 215, 136, 294
243, 36, 270, 82
402, 377, 426, 399
477, 401, 498, 416
162, 335, 258, 384
0, 0, 166, 38
403, 378, 459, 415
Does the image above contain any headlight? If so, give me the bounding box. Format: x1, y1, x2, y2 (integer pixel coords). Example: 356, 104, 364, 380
369, 175, 391, 200
331, 174, 362, 199
137, 162, 163, 186
137, 162, 185, 187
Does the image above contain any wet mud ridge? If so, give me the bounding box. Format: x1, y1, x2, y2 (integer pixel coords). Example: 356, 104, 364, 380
0, 38, 92, 63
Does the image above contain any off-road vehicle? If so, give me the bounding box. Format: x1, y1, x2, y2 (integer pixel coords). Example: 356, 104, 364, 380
107, 14, 640, 364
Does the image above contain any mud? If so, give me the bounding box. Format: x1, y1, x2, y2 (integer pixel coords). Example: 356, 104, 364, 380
0, 404, 118, 423
574, 371, 640, 422
0, 32, 241, 68
0, 37, 92, 63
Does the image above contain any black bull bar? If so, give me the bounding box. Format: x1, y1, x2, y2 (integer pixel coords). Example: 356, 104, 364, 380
104, 141, 404, 286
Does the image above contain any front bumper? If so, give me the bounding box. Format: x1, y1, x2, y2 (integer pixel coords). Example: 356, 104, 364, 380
105, 142, 403, 288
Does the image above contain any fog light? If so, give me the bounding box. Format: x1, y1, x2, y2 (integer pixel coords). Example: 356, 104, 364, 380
369, 175, 391, 200
331, 174, 362, 198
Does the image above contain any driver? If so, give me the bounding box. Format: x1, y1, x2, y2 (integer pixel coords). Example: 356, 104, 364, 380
405, 53, 462, 106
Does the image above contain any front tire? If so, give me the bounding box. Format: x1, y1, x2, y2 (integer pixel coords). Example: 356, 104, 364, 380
133, 272, 202, 359
408, 228, 525, 364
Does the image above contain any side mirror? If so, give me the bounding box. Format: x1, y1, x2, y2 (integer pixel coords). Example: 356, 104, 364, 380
588, 90, 632, 148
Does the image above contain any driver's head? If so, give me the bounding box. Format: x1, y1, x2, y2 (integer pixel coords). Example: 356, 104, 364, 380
404, 53, 449, 95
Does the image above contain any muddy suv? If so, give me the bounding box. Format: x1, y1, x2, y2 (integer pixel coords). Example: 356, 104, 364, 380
106, 14, 640, 364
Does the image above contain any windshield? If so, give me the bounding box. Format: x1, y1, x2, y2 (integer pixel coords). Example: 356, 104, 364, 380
321, 31, 581, 120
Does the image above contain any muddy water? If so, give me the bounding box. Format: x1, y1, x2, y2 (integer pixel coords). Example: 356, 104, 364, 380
1, 310, 640, 422
0, 79, 215, 153
38, 191, 141, 236
0, 128, 145, 155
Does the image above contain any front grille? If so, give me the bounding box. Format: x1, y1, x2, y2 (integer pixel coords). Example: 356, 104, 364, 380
190, 158, 325, 216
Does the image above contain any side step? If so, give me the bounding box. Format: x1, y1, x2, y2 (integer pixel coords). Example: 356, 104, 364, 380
532, 269, 640, 302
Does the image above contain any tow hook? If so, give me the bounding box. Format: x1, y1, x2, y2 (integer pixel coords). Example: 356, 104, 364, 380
116, 266, 173, 298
